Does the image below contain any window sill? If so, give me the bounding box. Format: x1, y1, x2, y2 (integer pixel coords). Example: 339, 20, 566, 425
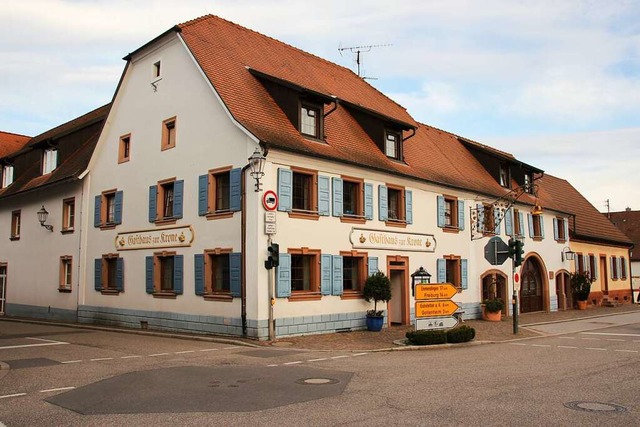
340, 216, 366, 224
340, 291, 364, 300
155, 218, 178, 226
100, 289, 121, 295
532, 236, 543, 242
99, 223, 117, 231
555, 239, 566, 243
288, 211, 319, 221
118, 157, 130, 164
288, 292, 322, 301
206, 211, 234, 220
152, 292, 177, 299
58, 287, 72, 293
385, 220, 406, 228
203, 294, 233, 302
61, 228, 75, 235
161, 144, 176, 152
442, 226, 460, 234
9, 236, 20, 241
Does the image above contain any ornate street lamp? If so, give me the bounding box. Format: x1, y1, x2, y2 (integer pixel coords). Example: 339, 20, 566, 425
37, 205, 54, 232
248, 148, 266, 192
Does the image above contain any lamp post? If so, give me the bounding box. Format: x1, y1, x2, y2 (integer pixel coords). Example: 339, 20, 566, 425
37, 206, 54, 232
248, 148, 266, 192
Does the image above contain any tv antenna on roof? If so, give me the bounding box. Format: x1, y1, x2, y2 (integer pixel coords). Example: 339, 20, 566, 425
338, 43, 392, 79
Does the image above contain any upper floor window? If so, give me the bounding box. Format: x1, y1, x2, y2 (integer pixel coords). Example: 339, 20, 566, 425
10, 210, 20, 240
528, 213, 544, 239
437, 256, 468, 290
149, 179, 183, 223
553, 217, 567, 242
437, 195, 464, 231
119, 134, 131, 163
62, 197, 75, 232
330, 176, 372, 222
513, 209, 524, 237
43, 148, 57, 174
94, 190, 123, 229
300, 103, 322, 139
379, 184, 412, 226
1, 165, 13, 188
499, 164, 510, 187
198, 168, 241, 218
385, 130, 401, 160
161, 117, 176, 151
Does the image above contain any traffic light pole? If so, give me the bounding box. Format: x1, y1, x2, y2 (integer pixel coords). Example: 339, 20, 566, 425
512, 258, 518, 334
267, 237, 275, 341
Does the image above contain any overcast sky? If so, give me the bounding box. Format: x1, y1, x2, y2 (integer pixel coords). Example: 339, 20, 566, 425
1, 1, 638, 212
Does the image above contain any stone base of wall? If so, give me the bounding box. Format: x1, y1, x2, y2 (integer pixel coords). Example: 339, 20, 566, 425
5, 303, 77, 322
589, 290, 633, 307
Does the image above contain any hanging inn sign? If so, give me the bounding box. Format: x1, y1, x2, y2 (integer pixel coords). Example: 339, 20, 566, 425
350, 228, 436, 252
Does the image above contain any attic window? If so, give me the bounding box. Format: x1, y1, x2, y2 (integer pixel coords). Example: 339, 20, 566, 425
523, 173, 532, 193
43, 148, 57, 175
2, 165, 14, 188
153, 61, 161, 78
499, 164, 510, 188
300, 103, 321, 139
385, 130, 401, 160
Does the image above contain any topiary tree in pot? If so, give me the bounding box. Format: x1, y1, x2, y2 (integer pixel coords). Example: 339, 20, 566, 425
363, 271, 392, 331
571, 271, 594, 310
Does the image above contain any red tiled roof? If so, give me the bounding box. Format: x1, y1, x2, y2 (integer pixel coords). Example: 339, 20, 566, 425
608, 210, 640, 259
536, 174, 632, 247
0, 131, 30, 158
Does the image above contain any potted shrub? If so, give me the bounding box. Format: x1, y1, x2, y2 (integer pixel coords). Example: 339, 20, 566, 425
481, 298, 504, 321
363, 271, 392, 332
571, 271, 593, 310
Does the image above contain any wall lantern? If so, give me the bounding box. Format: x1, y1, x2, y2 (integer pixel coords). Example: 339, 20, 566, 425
248, 148, 266, 192
561, 246, 575, 262
37, 205, 54, 232
411, 266, 431, 297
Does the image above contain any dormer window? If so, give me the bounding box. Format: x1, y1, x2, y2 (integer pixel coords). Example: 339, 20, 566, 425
523, 173, 532, 193
1, 165, 14, 188
43, 148, 57, 174
385, 130, 401, 160
300, 103, 322, 139
499, 164, 510, 188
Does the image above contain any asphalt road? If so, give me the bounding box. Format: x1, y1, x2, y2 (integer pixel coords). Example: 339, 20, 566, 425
0, 317, 638, 426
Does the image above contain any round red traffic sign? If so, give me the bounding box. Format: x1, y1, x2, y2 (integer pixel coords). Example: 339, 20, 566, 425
514, 273, 520, 283
263, 190, 278, 211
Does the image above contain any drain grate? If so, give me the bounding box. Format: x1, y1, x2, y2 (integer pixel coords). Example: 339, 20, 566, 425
564, 401, 627, 413
296, 377, 340, 385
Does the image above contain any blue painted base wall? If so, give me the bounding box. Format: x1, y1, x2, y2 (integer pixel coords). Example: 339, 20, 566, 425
6, 303, 77, 322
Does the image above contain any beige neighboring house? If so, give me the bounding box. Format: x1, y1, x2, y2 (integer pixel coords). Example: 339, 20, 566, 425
608, 209, 639, 301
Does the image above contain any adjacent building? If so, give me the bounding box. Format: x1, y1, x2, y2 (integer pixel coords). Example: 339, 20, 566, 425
608, 209, 639, 298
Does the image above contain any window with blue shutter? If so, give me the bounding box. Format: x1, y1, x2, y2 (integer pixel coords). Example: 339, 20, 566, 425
437, 196, 445, 227
331, 177, 343, 217
94, 195, 101, 227
505, 208, 513, 236
476, 203, 485, 233
437, 259, 446, 283
277, 168, 292, 212
461, 259, 468, 290
145, 256, 154, 294
364, 183, 373, 220
553, 218, 559, 240
229, 253, 241, 297
368, 257, 378, 277
276, 253, 291, 297
617, 257, 622, 280
317, 175, 330, 216
332, 255, 343, 296
592, 255, 598, 280
564, 220, 570, 242
378, 185, 388, 221
115, 258, 124, 292
173, 180, 184, 219
539, 216, 545, 239
148, 186, 157, 222
173, 255, 184, 294
405, 190, 413, 224
527, 213, 534, 238
518, 211, 525, 237
114, 191, 123, 225
321, 254, 332, 295
198, 174, 208, 216
94, 258, 102, 291
194, 254, 205, 295
458, 200, 465, 231
229, 168, 241, 212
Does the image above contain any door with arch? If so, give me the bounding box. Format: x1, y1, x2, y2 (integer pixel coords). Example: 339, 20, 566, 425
481, 271, 508, 315
520, 258, 544, 313
556, 271, 572, 310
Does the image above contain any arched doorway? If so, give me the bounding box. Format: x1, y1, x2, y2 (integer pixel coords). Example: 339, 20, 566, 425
481, 270, 508, 315
520, 257, 546, 313
555, 270, 572, 310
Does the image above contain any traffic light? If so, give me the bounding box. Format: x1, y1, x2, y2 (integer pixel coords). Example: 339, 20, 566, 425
508, 238, 517, 258
514, 240, 525, 267
265, 243, 279, 270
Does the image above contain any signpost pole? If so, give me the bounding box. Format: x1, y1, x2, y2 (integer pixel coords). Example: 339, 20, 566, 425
512, 259, 518, 334
268, 236, 275, 341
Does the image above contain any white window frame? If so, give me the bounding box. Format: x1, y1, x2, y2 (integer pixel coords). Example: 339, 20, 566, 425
43, 149, 57, 174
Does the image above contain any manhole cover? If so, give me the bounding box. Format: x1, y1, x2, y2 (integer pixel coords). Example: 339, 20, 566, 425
296, 378, 339, 385
564, 401, 627, 413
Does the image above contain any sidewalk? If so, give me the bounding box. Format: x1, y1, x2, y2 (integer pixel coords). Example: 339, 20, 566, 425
268, 304, 640, 351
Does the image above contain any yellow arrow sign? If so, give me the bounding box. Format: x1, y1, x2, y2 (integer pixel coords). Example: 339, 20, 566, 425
415, 283, 458, 300
415, 300, 460, 318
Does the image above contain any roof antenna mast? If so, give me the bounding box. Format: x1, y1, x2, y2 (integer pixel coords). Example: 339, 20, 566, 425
338, 43, 392, 79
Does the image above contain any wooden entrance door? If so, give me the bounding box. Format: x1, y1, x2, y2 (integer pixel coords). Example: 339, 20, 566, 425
521, 260, 543, 313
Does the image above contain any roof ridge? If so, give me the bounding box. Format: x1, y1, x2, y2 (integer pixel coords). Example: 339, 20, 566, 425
0, 130, 31, 139
178, 14, 410, 116
30, 103, 110, 142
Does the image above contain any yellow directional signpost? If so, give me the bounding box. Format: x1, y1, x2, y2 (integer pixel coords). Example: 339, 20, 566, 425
415, 283, 458, 301
414, 282, 460, 331
415, 300, 459, 317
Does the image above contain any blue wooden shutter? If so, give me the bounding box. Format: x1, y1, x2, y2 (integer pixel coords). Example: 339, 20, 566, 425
364, 183, 373, 220
114, 191, 123, 225
437, 259, 446, 283
194, 254, 205, 296
145, 256, 154, 294
476, 203, 484, 233
368, 257, 378, 277
94, 195, 101, 227
505, 208, 513, 236
564, 220, 570, 241
276, 253, 291, 297
493, 207, 501, 234
331, 177, 343, 217
539, 216, 545, 238
173, 255, 184, 294
405, 190, 413, 224
378, 185, 388, 221
321, 254, 332, 295
617, 257, 622, 279
461, 259, 468, 290
437, 196, 445, 228
94, 258, 102, 291
229, 168, 241, 212
518, 212, 525, 237
173, 180, 184, 219
553, 218, 559, 240
148, 185, 157, 222
318, 175, 330, 216
592, 256, 598, 279
277, 169, 292, 212
198, 174, 208, 216
458, 200, 465, 231
116, 258, 124, 292
229, 253, 241, 297
527, 213, 534, 238
332, 255, 343, 296
583, 255, 590, 277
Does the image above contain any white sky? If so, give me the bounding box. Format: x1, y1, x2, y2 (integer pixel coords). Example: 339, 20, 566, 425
1, 0, 638, 212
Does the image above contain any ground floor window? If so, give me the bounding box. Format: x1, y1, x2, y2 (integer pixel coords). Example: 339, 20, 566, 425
94, 254, 124, 293
59, 256, 72, 291
146, 253, 183, 295
342, 253, 367, 293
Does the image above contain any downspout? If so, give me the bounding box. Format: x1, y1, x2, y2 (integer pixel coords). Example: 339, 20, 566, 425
241, 163, 250, 337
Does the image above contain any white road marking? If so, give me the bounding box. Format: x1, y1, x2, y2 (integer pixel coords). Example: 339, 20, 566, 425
148, 353, 170, 357
39, 387, 75, 393
557, 346, 578, 349
0, 393, 26, 399
223, 346, 241, 350
90, 357, 113, 361
266, 364, 278, 367
199, 348, 219, 352
0, 342, 69, 350
606, 339, 625, 342
582, 332, 640, 337
352, 353, 369, 357
61, 360, 82, 364
25, 337, 66, 343
307, 358, 327, 362
580, 338, 600, 341
614, 349, 638, 353
174, 350, 195, 354
585, 348, 607, 351
531, 344, 550, 348
331, 355, 350, 359
509, 343, 528, 346
558, 337, 575, 340
283, 361, 303, 365
120, 355, 142, 359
